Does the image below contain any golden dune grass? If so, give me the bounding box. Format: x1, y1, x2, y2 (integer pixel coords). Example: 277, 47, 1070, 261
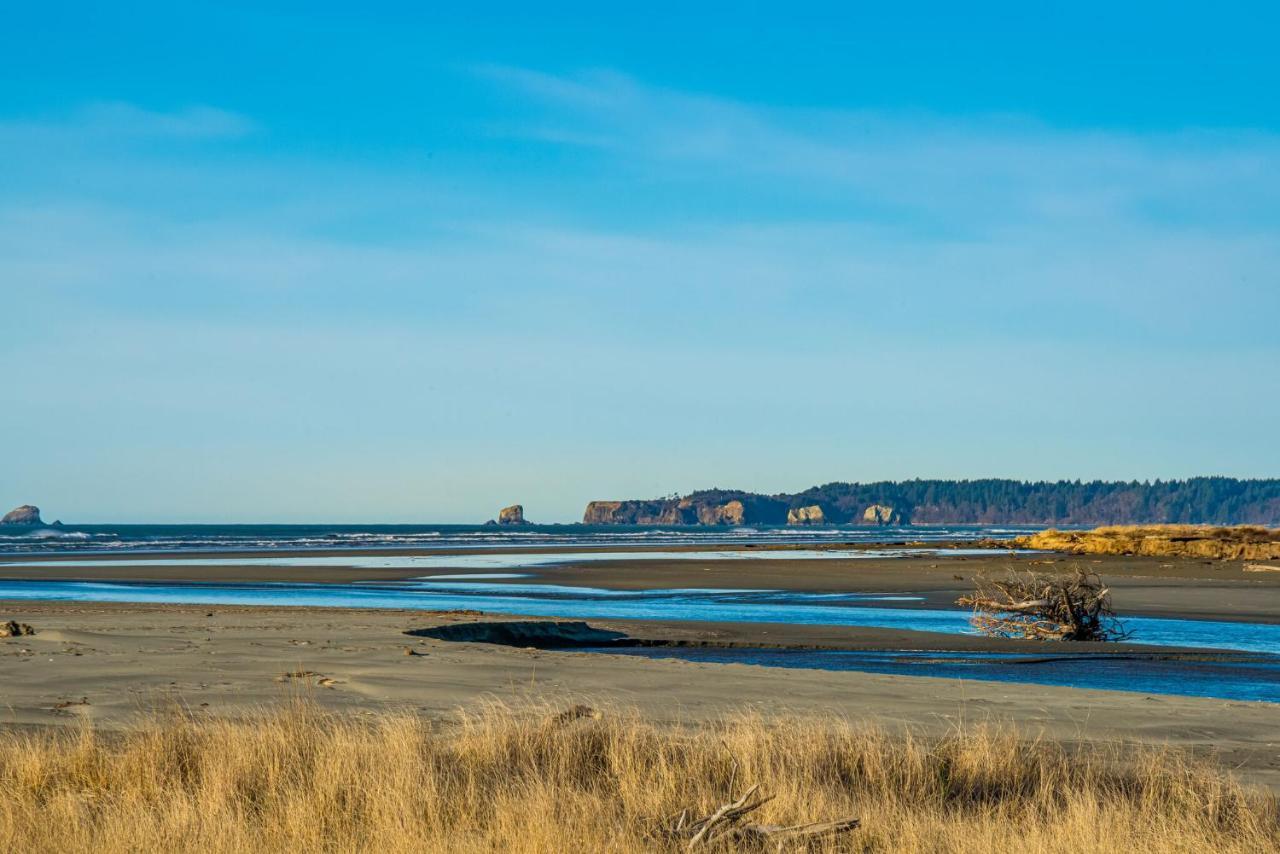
0, 702, 1276, 853
1019, 525, 1280, 560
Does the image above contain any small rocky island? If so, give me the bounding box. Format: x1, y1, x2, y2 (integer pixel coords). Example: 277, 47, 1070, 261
1, 505, 44, 526
485, 504, 531, 526
786, 505, 825, 525
498, 504, 528, 525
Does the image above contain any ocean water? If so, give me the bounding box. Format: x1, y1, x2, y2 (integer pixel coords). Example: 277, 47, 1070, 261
0, 547, 1019, 570
583, 647, 1280, 704
0, 523, 1039, 555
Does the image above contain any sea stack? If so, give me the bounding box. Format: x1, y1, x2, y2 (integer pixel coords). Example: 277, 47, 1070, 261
0, 505, 44, 526
862, 504, 899, 525
787, 505, 826, 525
497, 504, 529, 525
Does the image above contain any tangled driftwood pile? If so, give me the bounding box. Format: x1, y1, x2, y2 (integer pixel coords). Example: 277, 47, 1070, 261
957, 568, 1127, 641
660, 784, 860, 850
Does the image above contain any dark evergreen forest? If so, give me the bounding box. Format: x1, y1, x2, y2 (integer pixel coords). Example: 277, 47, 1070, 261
684, 478, 1280, 525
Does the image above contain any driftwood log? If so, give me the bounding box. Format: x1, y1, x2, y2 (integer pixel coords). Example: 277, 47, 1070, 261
956, 567, 1127, 642
661, 784, 860, 850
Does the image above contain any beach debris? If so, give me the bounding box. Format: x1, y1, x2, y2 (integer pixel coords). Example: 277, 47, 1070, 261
0, 621, 35, 638
277, 670, 340, 687
49, 697, 91, 716
1244, 563, 1280, 573
660, 784, 860, 850
52, 697, 90, 710
957, 567, 1128, 642
276, 669, 321, 683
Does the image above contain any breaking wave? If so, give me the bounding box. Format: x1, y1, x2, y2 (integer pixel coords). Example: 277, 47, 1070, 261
0, 523, 1025, 556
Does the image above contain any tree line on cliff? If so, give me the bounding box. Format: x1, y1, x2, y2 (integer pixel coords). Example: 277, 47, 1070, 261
585, 478, 1280, 526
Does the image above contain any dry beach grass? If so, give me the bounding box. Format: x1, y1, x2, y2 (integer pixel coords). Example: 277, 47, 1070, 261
1, 701, 1276, 853
1018, 525, 1280, 561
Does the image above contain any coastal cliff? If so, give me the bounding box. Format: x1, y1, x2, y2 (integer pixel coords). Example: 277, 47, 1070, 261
584, 495, 774, 526
583, 499, 706, 525
583, 492, 896, 527
582, 478, 1280, 526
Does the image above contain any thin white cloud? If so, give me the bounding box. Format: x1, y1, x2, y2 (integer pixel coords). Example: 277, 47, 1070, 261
0, 101, 254, 143
1, 82, 1278, 354
478, 65, 1280, 232
75, 101, 255, 138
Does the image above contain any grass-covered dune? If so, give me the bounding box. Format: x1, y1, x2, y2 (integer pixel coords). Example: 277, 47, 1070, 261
1017, 525, 1280, 560
1, 703, 1275, 853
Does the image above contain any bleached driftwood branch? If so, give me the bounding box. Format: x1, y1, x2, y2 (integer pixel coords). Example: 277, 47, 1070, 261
662, 783, 860, 851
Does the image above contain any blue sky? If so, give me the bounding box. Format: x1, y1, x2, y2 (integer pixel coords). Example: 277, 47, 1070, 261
3, 2, 1278, 522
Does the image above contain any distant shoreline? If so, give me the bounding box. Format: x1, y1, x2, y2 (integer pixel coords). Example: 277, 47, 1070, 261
580, 477, 1280, 526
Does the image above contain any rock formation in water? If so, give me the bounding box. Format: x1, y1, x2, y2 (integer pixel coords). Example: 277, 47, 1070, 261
0, 505, 43, 526
862, 504, 899, 525
787, 505, 826, 525
498, 504, 529, 525
584, 496, 759, 526
698, 500, 745, 526
583, 500, 681, 525
582, 500, 626, 524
